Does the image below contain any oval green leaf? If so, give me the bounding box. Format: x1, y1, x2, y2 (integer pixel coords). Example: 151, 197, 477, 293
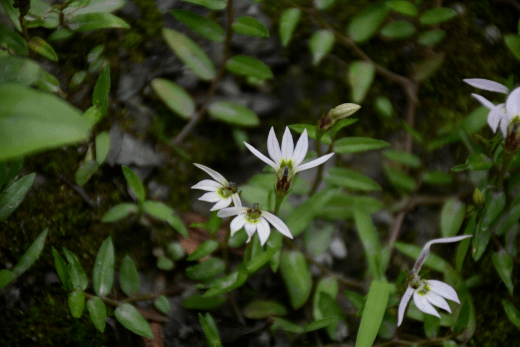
418, 30, 446, 46
380, 20, 415, 39
181, 0, 226, 10
325, 167, 381, 191
115, 303, 154, 338
280, 251, 312, 310
334, 137, 389, 154
92, 63, 110, 118
102, 203, 139, 222
0, 269, 15, 289
203, 269, 248, 297
232, 16, 269, 37
386, 0, 418, 16
355, 280, 389, 347
27, 36, 58, 61
440, 199, 465, 237
122, 166, 145, 204
93, 237, 115, 297
171, 9, 225, 42
348, 61, 375, 102
502, 300, 520, 329
68, 12, 130, 31
309, 29, 335, 66
95, 131, 110, 164
492, 250, 514, 295
208, 101, 260, 127
154, 295, 171, 314
226, 55, 273, 79
0, 172, 36, 222
505, 34, 520, 61
75, 160, 99, 186
187, 240, 219, 261
151, 78, 195, 119
120, 255, 140, 296
383, 149, 421, 168
12, 228, 48, 276
87, 296, 107, 333
68, 290, 85, 318
198, 313, 222, 347
63, 248, 89, 291
186, 258, 225, 281
52, 247, 72, 291
354, 207, 382, 278
243, 300, 287, 319
347, 3, 390, 42
420, 7, 457, 25
279, 8, 300, 47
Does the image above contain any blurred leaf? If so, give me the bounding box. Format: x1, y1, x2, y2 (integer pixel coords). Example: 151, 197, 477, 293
183, 294, 226, 309
380, 20, 415, 39
280, 251, 312, 310
412, 53, 445, 82
52, 247, 72, 291
154, 295, 171, 314
289, 124, 332, 145
317, 292, 345, 339
69, 13, 130, 31
305, 224, 334, 256
473, 191, 505, 260
0, 3, 21, 31
151, 78, 194, 119
375, 96, 392, 118
266, 231, 283, 272
345, 290, 365, 311
505, 34, 520, 61
187, 240, 219, 261
453, 298, 470, 335
167, 242, 186, 261
68, 291, 85, 318
0, 84, 91, 161
243, 300, 287, 319
87, 296, 107, 333
182, 0, 226, 10
35, 69, 64, 95
75, 160, 99, 186
208, 101, 260, 126
270, 317, 304, 334
354, 207, 382, 278
115, 304, 154, 338
0, 172, 35, 222
422, 171, 453, 185
95, 131, 110, 164
440, 199, 466, 237
502, 300, 520, 329
203, 269, 248, 297
120, 255, 140, 296
92, 237, 115, 297
424, 314, 440, 338
305, 317, 342, 332
0, 56, 39, 85
386, 1, 418, 16
0, 269, 15, 289
157, 256, 174, 271
63, 248, 88, 291
418, 30, 446, 46
355, 280, 389, 347
186, 258, 225, 281
142, 201, 188, 237
171, 9, 225, 42
319, 194, 384, 220
226, 55, 273, 79
12, 229, 48, 276
199, 313, 222, 347
309, 29, 335, 65
314, 0, 335, 10
102, 203, 139, 222
232, 16, 269, 37
245, 247, 277, 274
329, 118, 358, 138
92, 63, 110, 117
348, 61, 375, 103
494, 202, 520, 236
279, 8, 300, 47
163, 28, 216, 81
347, 3, 390, 42
285, 188, 336, 236
325, 167, 381, 191
420, 8, 457, 25
384, 165, 416, 191
313, 277, 338, 320
492, 250, 514, 295
27, 36, 58, 61
334, 137, 389, 154
47, 28, 74, 42
122, 166, 145, 204
456, 214, 475, 273
69, 0, 126, 14
383, 150, 421, 168
394, 242, 451, 273
452, 153, 493, 172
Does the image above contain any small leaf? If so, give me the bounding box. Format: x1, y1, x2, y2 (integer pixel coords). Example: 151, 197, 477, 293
279, 8, 300, 47
418, 30, 446, 46
102, 203, 139, 222
27, 36, 58, 61
199, 313, 222, 347
325, 167, 381, 191
354, 207, 382, 278
383, 149, 421, 168
280, 251, 312, 310
384, 165, 416, 191
92, 63, 110, 118
0, 24, 27, 55
170, 9, 225, 42
386, 1, 418, 16
412, 53, 445, 82
380, 20, 415, 39
157, 256, 175, 271
122, 166, 145, 204
226, 55, 273, 79
505, 34, 520, 61
422, 171, 453, 185
181, 0, 226, 10
314, 0, 335, 10
93, 237, 115, 297
167, 242, 186, 261
47, 28, 74, 42
142, 201, 188, 237
494, 202, 520, 236
75, 160, 100, 186
456, 214, 475, 273
453, 298, 470, 334
87, 296, 107, 333
309, 29, 335, 65
334, 137, 389, 154
115, 303, 154, 338
492, 250, 514, 295
243, 300, 288, 319
347, 3, 390, 42
120, 255, 140, 296
187, 240, 219, 261
186, 258, 225, 281
203, 269, 248, 297
69, 290, 85, 318
473, 191, 506, 260
420, 7, 457, 25
208, 101, 260, 127
270, 317, 304, 334
183, 294, 226, 309
151, 78, 195, 119
12, 228, 48, 276
502, 300, 520, 329
451, 153, 494, 172
232, 16, 269, 37
440, 199, 466, 237
68, 12, 130, 31
0, 269, 15, 289
0, 172, 36, 222
95, 131, 110, 164
154, 295, 171, 314
63, 248, 88, 291
244, 247, 277, 274
313, 277, 338, 320
375, 96, 393, 118
355, 280, 389, 347
289, 124, 332, 145
348, 61, 375, 103
52, 247, 72, 291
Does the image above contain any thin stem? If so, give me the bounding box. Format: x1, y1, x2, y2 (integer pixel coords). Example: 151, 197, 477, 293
496, 151, 513, 190
223, 227, 231, 273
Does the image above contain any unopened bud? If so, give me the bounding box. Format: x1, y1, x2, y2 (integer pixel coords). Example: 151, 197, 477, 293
331, 103, 361, 120
473, 188, 485, 208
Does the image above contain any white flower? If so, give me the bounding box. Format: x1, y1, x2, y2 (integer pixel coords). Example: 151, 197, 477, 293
217, 201, 293, 246
243, 127, 334, 181
463, 78, 520, 137
397, 235, 472, 327
191, 164, 241, 211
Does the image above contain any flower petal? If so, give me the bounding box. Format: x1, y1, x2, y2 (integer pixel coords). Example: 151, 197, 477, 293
191, 179, 222, 191
230, 214, 247, 234
506, 86, 520, 117
267, 127, 282, 164
397, 287, 414, 327
471, 93, 495, 109
412, 235, 472, 273
281, 127, 294, 159
257, 218, 271, 246
463, 78, 509, 94
244, 142, 277, 169
486, 103, 508, 136
424, 290, 451, 313
198, 191, 221, 202
232, 193, 242, 208
413, 291, 440, 318
194, 163, 228, 186
262, 211, 293, 239
210, 196, 232, 211
217, 207, 246, 218
244, 222, 257, 243
295, 152, 335, 172
292, 129, 309, 167
427, 280, 460, 304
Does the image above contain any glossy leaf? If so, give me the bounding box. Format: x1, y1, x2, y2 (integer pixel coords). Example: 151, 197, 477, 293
151, 78, 194, 119
505, 34, 520, 61
208, 101, 260, 127
68, 13, 130, 31
243, 300, 287, 319
12, 229, 48, 276
309, 29, 335, 65
69, 0, 126, 14
182, 0, 226, 10
27, 37, 58, 61
412, 53, 445, 82
226, 55, 273, 79
473, 191, 506, 260
280, 251, 312, 309
52, 247, 72, 291
63, 248, 89, 291
122, 166, 145, 204
68, 291, 85, 318
492, 250, 514, 295
171, 9, 225, 42
383, 150, 421, 168
347, 3, 390, 42
502, 300, 520, 329
418, 30, 446, 46
199, 313, 222, 347
92, 237, 115, 297
187, 240, 219, 261
420, 7, 457, 25
380, 20, 415, 39
232, 16, 269, 37
115, 303, 154, 338
93, 63, 110, 117
325, 167, 381, 191
355, 280, 389, 347
101, 203, 139, 222
354, 207, 382, 278
120, 255, 140, 296
348, 61, 375, 103
183, 294, 226, 309
0, 172, 35, 222
154, 295, 171, 314
279, 8, 300, 47
386, 1, 418, 16
440, 199, 466, 237
186, 258, 225, 281
87, 296, 107, 333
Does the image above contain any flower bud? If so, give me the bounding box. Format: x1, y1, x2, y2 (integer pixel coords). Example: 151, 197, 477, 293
331, 103, 361, 120
473, 188, 485, 208
505, 116, 520, 153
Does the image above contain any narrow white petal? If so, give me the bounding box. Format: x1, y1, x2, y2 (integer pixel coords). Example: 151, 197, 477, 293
413, 291, 441, 318
231, 193, 242, 208
262, 212, 293, 239
244, 142, 277, 169
295, 152, 335, 172
193, 163, 228, 186
424, 291, 451, 313
198, 191, 221, 203
244, 222, 257, 243
217, 207, 246, 218
257, 218, 271, 246
427, 280, 460, 304
471, 93, 495, 109
267, 127, 282, 164
292, 129, 309, 166
506, 86, 520, 117
413, 235, 472, 273
499, 116, 512, 138
210, 196, 232, 211
281, 127, 294, 159
463, 78, 509, 94
397, 287, 414, 327
191, 179, 222, 191
230, 214, 247, 234
487, 104, 509, 136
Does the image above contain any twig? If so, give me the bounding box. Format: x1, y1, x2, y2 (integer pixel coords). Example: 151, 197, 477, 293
56, 171, 95, 208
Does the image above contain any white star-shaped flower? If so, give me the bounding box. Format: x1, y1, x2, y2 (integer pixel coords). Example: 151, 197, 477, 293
217, 201, 293, 246
243, 127, 334, 181
397, 235, 472, 327
191, 164, 241, 211
463, 78, 520, 137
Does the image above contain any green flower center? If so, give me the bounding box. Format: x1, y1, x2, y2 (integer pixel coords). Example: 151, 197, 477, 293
218, 182, 237, 198
246, 203, 262, 222
409, 277, 430, 296
277, 159, 295, 179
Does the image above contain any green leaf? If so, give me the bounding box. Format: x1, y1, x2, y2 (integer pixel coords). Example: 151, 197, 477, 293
52, 247, 72, 291
270, 317, 304, 334
505, 34, 520, 61
420, 7, 457, 25
494, 202, 520, 236
232, 16, 269, 37
12, 229, 48, 276
0, 269, 15, 289
208, 101, 260, 127
151, 78, 195, 119
305, 317, 342, 332
0, 172, 35, 222
47, 28, 74, 42
35, 69, 64, 95
279, 8, 300, 47
243, 300, 287, 319
440, 199, 466, 237
75, 160, 100, 186
313, 277, 338, 320
92, 63, 110, 118
170, 9, 225, 42
473, 191, 506, 260
380, 20, 415, 39
101, 203, 139, 222
424, 314, 440, 338
305, 224, 335, 257
309, 29, 335, 65
492, 250, 514, 296
453, 298, 470, 335
375, 96, 393, 118
187, 240, 219, 261
394, 242, 451, 273
142, 201, 188, 237
154, 295, 171, 314
383, 149, 421, 168
69, 0, 126, 14
317, 292, 345, 339
0, 84, 91, 161
348, 61, 375, 103
329, 118, 359, 138
120, 255, 140, 296
181, 0, 226, 10
355, 280, 389, 347
456, 214, 475, 273
334, 137, 389, 154
289, 124, 332, 145
354, 207, 382, 279
314, 0, 335, 10
186, 258, 225, 281
92, 237, 115, 297
95, 131, 110, 164
87, 296, 107, 333
27, 37, 58, 61
347, 3, 390, 42
122, 166, 145, 204
0, 56, 38, 85
502, 300, 520, 329
163, 28, 216, 81
245, 247, 277, 274
203, 269, 248, 297
418, 30, 446, 46
115, 303, 154, 338
422, 171, 453, 185
183, 294, 226, 309
68, 290, 85, 318
226, 55, 273, 79
412, 53, 445, 82
167, 242, 186, 261
68, 12, 130, 31
157, 256, 175, 271
386, 1, 418, 16
280, 251, 312, 310
63, 248, 88, 291
325, 167, 381, 191
384, 165, 416, 191
199, 313, 222, 347
451, 153, 493, 172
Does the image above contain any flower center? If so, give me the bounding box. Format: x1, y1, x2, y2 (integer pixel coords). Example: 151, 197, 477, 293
277, 159, 294, 179
218, 181, 237, 198
246, 203, 262, 222
409, 276, 430, 296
